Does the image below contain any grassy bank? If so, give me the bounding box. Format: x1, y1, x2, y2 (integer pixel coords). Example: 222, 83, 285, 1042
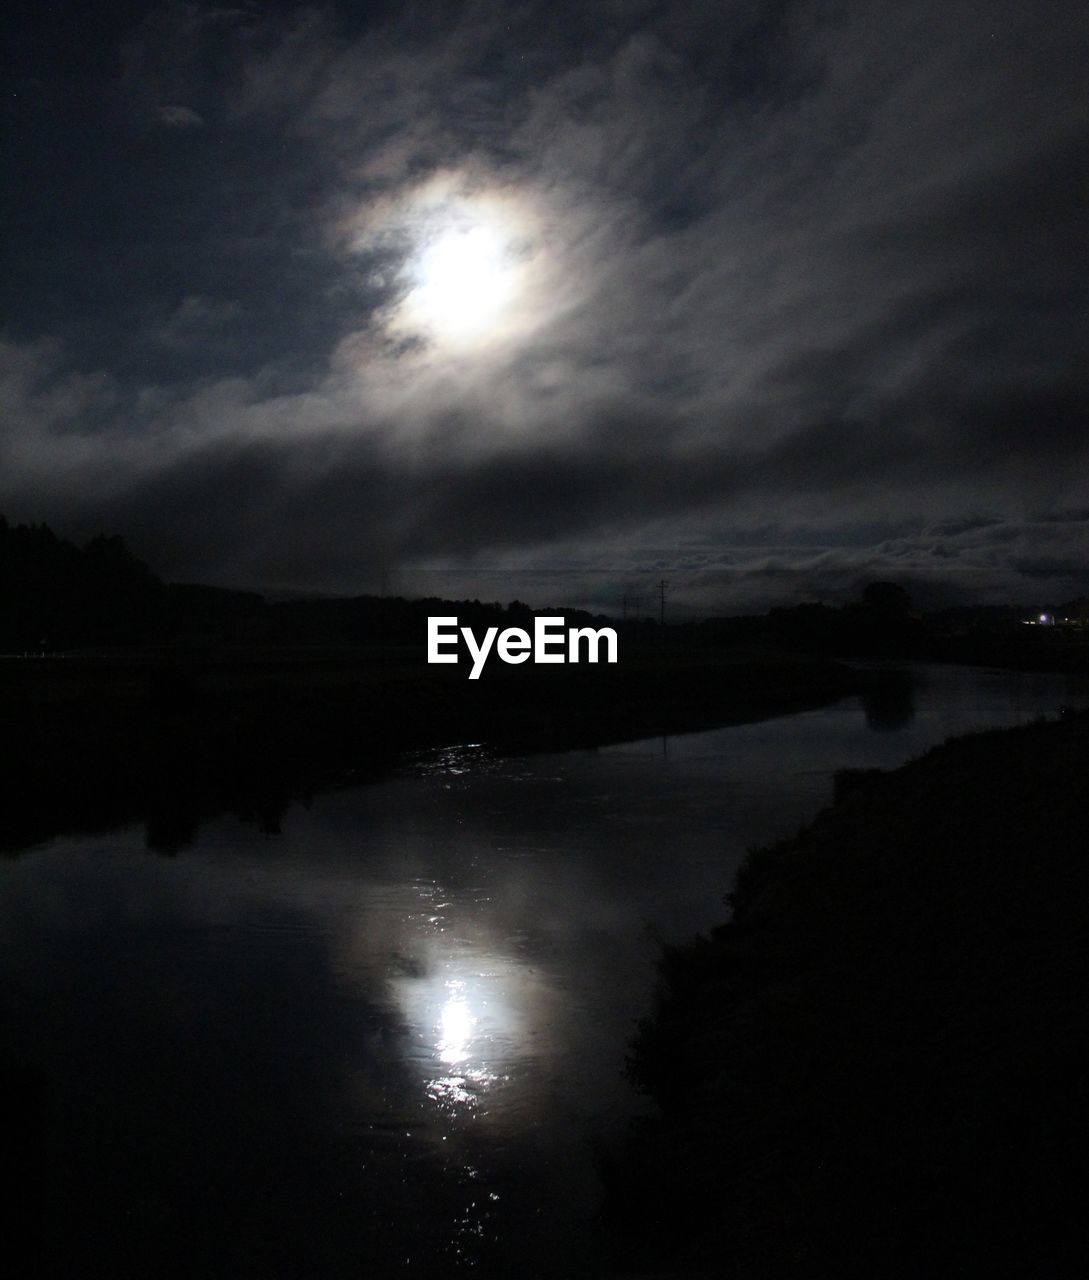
1, 645, 861, 852
604, 711, 1089, 1279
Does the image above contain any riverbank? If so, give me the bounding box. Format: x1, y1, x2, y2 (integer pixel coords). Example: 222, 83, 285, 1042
602, 710, 1089, 1278
1, 645, 863, 852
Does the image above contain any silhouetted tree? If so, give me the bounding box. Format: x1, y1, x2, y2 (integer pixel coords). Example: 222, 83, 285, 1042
859, 580, 912, 621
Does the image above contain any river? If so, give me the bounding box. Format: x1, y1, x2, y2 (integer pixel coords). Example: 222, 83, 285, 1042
3, 662, 1086, 1277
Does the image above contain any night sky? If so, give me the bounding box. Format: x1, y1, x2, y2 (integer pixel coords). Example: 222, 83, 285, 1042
3, 0, 1088, 614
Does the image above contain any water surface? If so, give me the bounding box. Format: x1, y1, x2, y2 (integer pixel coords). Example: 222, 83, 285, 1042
3, 663, 1085, 1276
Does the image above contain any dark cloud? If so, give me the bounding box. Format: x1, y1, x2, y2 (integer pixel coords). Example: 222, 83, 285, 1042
3, 0, 1088, 611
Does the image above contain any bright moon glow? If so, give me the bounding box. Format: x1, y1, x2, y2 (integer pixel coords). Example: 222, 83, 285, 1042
413, 225, 516, 341
354, 175, 550, 356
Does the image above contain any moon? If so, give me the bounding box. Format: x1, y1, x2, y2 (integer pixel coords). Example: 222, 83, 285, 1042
354, 176, 548, 356
412, 223, 517, 340
382, 177, 543, 351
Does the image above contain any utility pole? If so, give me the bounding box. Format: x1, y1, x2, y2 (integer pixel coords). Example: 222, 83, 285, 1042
656, 579, 669, 630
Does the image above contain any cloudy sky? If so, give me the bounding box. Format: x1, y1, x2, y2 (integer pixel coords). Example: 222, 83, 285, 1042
3, 0, 1087, 614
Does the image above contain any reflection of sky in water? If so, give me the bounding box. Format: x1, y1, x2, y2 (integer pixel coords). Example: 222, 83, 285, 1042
3, 663, 1087, 1276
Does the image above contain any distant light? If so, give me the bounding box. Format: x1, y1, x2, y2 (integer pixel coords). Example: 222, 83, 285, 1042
1040, 613, 1048, 622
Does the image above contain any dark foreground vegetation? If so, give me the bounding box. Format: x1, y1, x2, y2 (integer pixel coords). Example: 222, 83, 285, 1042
603, 711, 1089, 1278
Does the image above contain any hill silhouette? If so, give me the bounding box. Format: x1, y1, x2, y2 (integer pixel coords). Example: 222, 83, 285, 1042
0, 516, 616, 652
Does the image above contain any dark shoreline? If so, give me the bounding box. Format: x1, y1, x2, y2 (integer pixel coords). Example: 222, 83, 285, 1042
2, 645, 867, 853
602, 709, 1089, 1278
